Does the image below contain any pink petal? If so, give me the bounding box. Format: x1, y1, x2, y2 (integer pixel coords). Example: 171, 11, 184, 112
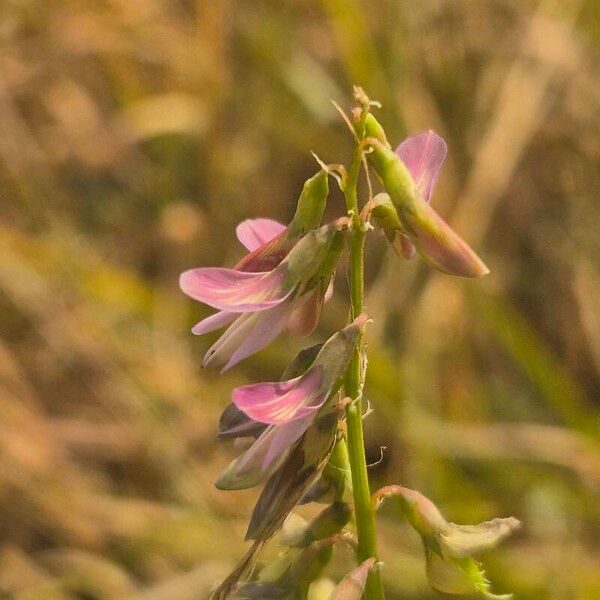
261, 414, 314, 469
286, 289, 322, 336
179, 267, 289, 312
191, 310, 237, 335
222, 300, 292, 372
203, 312, 255, 368
234, 228, 291, 272
229, 411, 315, 481
232, 369, 324, 425
232, 426, 277, 477
395, 130, 447, 203
408, 201, 489, 278
389, 231, 417, 260
236, 218, 287, 251
324, 278, 334, 302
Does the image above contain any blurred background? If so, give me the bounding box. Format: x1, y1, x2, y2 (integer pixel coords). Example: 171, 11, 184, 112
1, 0, 599, 598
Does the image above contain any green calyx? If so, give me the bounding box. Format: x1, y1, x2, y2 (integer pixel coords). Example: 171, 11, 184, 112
369, 192, 403, 231
281, 221, 347, 290
308, 315, 368, 397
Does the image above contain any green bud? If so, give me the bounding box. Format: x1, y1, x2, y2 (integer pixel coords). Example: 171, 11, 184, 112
330, 558, 376, 600
289, 170, 329, 236
287, 502, 351, 548
364, 113, 390, 147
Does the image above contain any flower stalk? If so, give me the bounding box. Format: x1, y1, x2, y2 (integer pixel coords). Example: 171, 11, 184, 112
341, 89, 385, 600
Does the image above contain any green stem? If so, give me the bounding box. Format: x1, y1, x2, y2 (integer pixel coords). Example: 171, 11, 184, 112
342, 134, 385, 600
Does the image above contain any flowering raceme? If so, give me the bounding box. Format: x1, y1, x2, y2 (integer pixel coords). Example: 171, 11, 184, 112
180, 88, 517, 600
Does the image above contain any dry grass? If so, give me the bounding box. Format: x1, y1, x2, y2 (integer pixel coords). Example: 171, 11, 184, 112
0, 1, 599, 598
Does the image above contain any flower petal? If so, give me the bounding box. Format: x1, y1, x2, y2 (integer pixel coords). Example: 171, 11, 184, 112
440, 518, 521, 558
202, 312, 254, 368
396, 130, 447, 203
179, 267, 290, 312
261, 414, 314, 469
232, 369, 324, 425
214, 426, 279, 490
286, 288, 323, 336
405, 200, 489, 278
222, 299, 292, 371
226, 415, 311, 483
191, 310, 237, 335
236, 218, 286, 251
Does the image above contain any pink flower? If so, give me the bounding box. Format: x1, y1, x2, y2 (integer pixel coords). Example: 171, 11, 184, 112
366, 115, 489, 278
180, 220, 345, 371
215, 316, 367, 490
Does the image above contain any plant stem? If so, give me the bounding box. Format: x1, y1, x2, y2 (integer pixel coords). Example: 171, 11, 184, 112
342, 135, 385, 600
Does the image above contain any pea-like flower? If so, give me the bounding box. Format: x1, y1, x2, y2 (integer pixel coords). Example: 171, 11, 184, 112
365, 114, 489, 278
374, 486, 520, 599
215, 315, 368, 490
180, 218, 345, 372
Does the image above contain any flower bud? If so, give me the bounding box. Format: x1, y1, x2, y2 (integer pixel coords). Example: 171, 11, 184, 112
289, 170, 329, 236
282, 502, 351, 548
330, 558, 376, 600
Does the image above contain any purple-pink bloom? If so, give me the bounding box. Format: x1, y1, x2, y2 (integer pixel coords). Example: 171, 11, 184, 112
393, 130, 447, 259
235, 218, 286, 253
367, 121, 488, 278
396, 130, 447, 204
215, 315, 367, 490
233, 367, 325, 425
180, 220, 343, 371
